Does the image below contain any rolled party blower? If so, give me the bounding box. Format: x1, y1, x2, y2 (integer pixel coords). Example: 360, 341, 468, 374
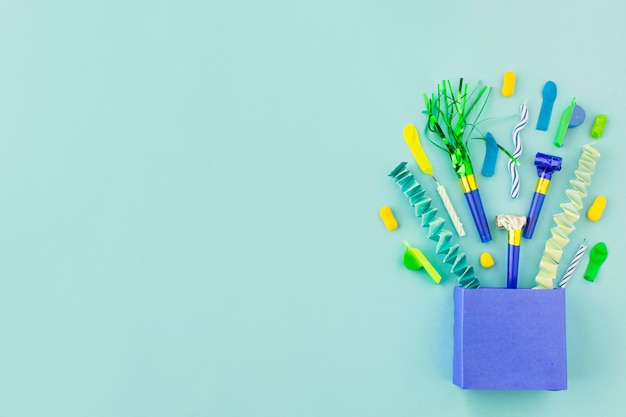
496, 214, 527, 289
423, 79, 492, 242
522, 153, 562, 239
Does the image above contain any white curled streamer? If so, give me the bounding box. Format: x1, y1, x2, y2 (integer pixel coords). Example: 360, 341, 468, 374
508, 103, 528, 198
534, 144, 601, 289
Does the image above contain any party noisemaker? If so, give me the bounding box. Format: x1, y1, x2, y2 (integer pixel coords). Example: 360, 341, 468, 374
424, 79, 492, 242
496, 214, 527, 289
523, 153, 562, 239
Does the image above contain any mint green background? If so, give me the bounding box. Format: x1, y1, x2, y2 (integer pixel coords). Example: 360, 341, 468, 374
1, 1, 625, 416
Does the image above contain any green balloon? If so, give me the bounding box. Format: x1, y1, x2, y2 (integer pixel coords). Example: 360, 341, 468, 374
584, 242, 608, 282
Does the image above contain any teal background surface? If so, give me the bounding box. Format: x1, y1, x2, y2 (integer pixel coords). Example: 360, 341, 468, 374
1, 1, 625, 416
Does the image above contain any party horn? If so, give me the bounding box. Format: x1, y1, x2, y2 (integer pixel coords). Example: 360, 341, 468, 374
522, 153, 562, 239
496, 214, 527, 289
422, 79, 493, 243
459, 170, 492, 242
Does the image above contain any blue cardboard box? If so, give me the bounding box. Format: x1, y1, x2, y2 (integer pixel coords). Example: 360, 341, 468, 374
453, 287, 567, 390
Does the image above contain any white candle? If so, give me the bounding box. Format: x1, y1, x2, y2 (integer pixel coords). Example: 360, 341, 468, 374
433, 177, 465, 237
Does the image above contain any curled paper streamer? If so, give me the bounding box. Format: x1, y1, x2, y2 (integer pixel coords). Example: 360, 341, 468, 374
508, 103, 528, 198
534, 144, 601, 289
389, 162, 480, 289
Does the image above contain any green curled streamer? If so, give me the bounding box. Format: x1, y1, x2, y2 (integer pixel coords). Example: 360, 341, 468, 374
389, 162, 480, 289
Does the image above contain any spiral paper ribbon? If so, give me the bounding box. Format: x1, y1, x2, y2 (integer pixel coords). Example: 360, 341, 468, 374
389, 162, 479, 289
534, 144, 601, 289
507, 103, 529, 198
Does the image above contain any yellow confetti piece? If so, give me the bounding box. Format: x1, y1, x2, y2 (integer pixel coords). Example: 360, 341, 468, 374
379, 206, 398, 231
479, 252, 494, 268
501, 71, 516, 97
587, 195, 606, 222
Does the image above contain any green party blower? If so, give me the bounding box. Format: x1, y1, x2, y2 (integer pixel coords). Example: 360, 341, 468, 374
423, 79, 493, 242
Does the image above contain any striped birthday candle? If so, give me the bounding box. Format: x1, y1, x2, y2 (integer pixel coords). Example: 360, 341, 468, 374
558, 241, 588, 288
508, 103, 529, 198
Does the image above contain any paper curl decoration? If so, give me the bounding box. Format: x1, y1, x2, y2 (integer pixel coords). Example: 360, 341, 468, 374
534, 144, 601, 289
389, 162, 480, 289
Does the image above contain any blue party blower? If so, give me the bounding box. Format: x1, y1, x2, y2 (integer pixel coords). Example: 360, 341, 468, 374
523, 153, 562, 239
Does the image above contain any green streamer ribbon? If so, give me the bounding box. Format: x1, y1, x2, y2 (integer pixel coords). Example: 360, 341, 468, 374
423, 79, 490, 179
